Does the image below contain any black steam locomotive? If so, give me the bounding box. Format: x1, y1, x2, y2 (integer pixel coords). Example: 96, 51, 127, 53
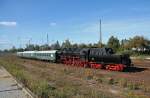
57, 48, 131, 71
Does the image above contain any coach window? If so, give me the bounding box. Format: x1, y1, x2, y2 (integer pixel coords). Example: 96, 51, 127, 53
51, 54, 54, 57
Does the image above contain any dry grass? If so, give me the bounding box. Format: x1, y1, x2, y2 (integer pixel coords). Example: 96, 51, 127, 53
125, 92, 149, 98
0, 54, 114, 98
0, 54, 150, 98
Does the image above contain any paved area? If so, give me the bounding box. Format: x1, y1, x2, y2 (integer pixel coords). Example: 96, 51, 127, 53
0, 67, 33, 98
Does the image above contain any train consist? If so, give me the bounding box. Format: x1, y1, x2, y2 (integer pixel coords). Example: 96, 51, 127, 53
17, 48, 131, 71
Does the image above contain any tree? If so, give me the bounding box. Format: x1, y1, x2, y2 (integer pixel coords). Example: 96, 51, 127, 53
120, 39, 130, 50
9, 46, 17, 53
51, 41, 60, 50
78, 43, 87, 48
4, 49, 8, 52
92, 43, 98, 48
129, 36, 149, 48
61, 39, 72, 48
34, 45, 40, 50
39, 44, 50, 50
25, 44, 35, 51
107, 36, 120, 52
87, 43, 93, 48
72, 43, 78, 48
17, 48, 24, 52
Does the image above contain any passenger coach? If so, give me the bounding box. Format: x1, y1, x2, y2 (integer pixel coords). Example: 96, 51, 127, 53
17, 50, 57, 62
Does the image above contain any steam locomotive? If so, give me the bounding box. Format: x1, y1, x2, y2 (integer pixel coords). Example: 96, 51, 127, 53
17, 48, 131, 71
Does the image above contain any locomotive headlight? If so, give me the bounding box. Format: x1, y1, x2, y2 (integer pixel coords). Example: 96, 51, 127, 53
92, 57, 95, 60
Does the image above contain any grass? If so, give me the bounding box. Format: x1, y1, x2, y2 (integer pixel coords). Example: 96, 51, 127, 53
96, 77, 116, 85
118, 78, 128, 88
127, 81, 141, 90
0, 56, 55, 98
0, 54, 150, 98
117, 78, 146, 90
142, 85, 150, 93
0, 54, 115, 98
125, 92, 149, 98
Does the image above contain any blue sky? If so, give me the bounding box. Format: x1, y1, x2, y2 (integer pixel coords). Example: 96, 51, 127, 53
0, 0, 150, 50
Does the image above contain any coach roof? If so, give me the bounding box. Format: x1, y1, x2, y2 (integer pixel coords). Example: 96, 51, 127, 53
35, 50, 57, 53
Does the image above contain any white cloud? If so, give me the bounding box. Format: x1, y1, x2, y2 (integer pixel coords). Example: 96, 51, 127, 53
0, 21, 17, 26
69, 18, 150, 43
50, 22, 56, 26
0, 40, 11, 46
75, 19, 150, 34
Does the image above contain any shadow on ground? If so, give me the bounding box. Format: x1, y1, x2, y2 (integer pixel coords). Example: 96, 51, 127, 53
124, 66, 148, 73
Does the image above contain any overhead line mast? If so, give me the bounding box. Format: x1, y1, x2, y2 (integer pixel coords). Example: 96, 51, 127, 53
99, 19, 102, 47
47, 33, 49, 45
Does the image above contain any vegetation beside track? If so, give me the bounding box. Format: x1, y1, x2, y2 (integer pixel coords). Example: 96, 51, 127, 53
0, 54, 114, 98
0, 54, 149, 98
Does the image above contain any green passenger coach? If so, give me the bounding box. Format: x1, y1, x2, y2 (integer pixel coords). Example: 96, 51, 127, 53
35, 50, 57, 62
17, 50, 57, 62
